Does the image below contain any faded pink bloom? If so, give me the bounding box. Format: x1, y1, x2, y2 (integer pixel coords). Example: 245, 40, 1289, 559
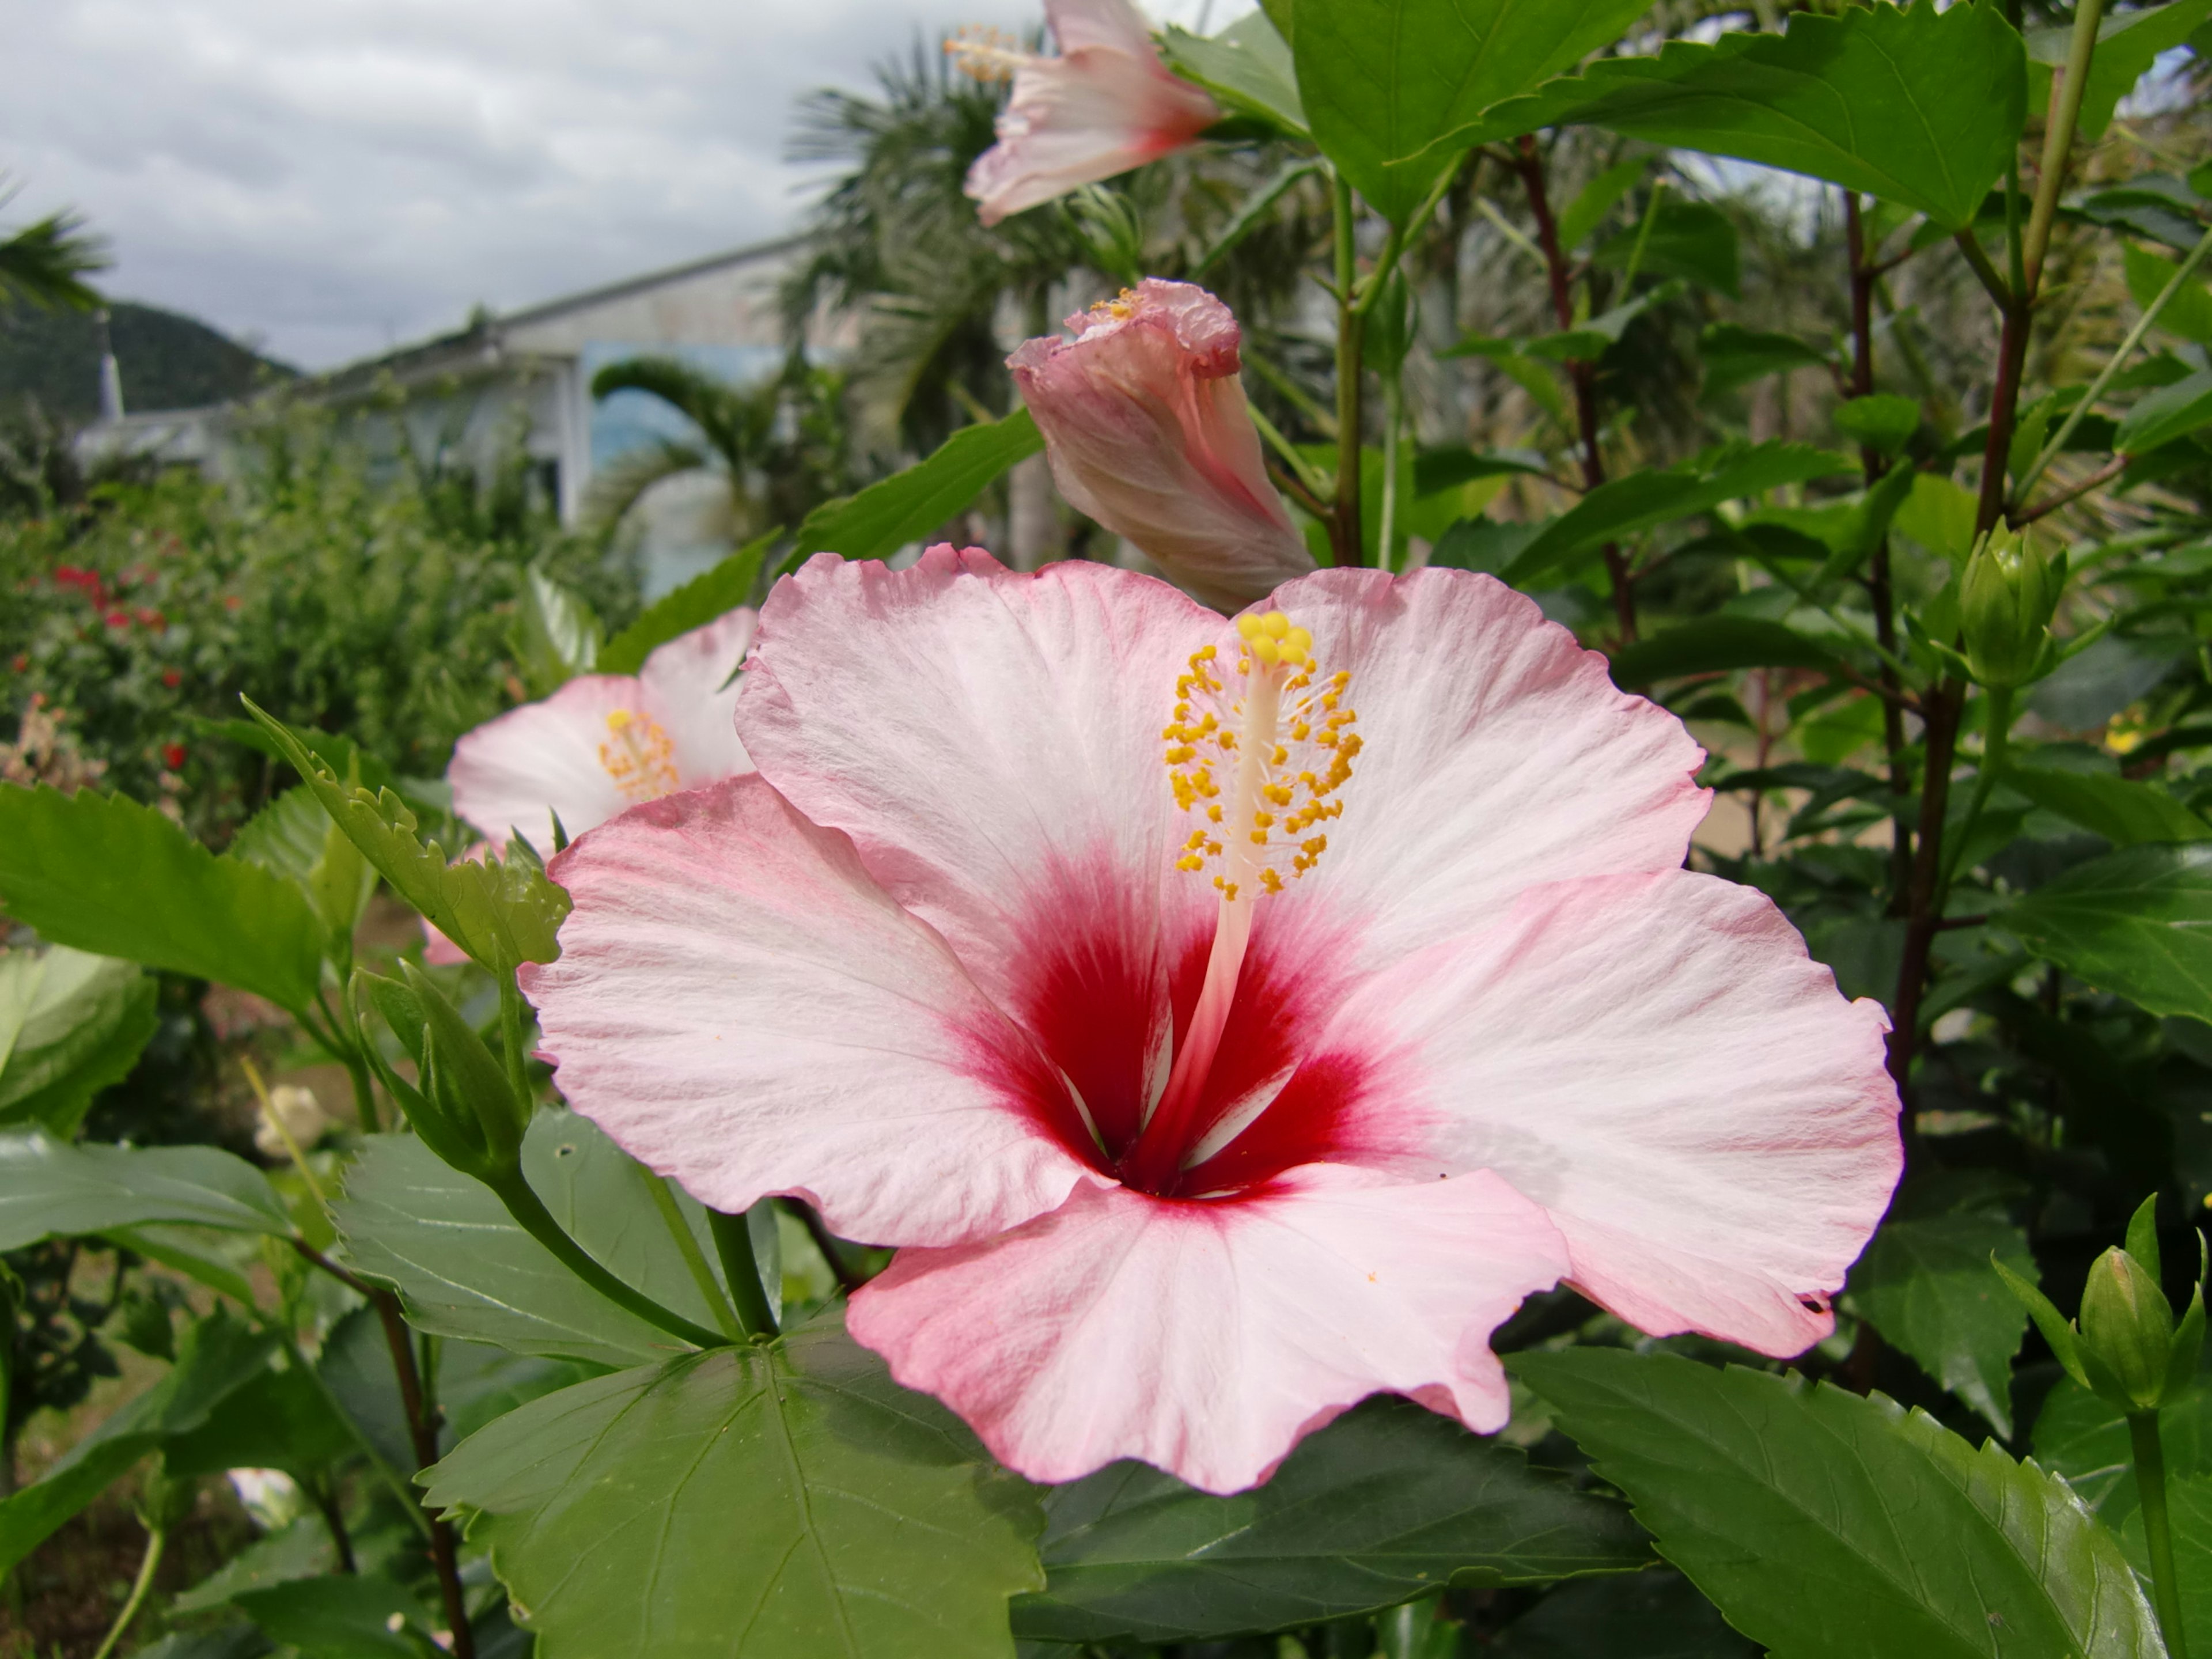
447, 608, 756, 851
524, 549, 1900, 1494
958, 0, 1219, 226
1013, 279, 1315, 612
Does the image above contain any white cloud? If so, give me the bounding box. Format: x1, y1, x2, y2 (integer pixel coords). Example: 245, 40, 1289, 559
1, 0, 1247, 368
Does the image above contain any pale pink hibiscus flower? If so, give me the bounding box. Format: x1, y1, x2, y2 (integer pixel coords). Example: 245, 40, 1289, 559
956, 0, 1221, 226
447, 608, 756, 851
522, 548, 1900, 1494
1013, 279, 1316, 611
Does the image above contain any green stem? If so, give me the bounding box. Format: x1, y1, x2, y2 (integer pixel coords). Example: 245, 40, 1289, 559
1940, 684, 2013, 900
1248, 400, 1332, 499
88, 1525, 162, 1659
1378, 374, 1403, 573
486, 1169, 730, 1350
1331, 170, 1366, 569
496, 975, 532, 1122
708, 1208, 779, 1339
2132, 1409, 2192, 1659
2024, 0, 2106, 295
644, 1175, 744, 1342
1622, 177, 1668, 289
2018, 213, 2212, 499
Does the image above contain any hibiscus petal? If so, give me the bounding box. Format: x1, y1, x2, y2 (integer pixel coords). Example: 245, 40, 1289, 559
1338, 869, 1900, 1357
521, 775, 1104, 1247
847, 1165, 1569, 1493
447, 676, 642, 847
1257, 567, 1711, 964
636, 607, 756, 786
737, 548, 1217, 1020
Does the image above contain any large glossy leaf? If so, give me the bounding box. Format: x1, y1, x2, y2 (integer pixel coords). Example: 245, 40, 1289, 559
0, 1312, 276, 1574
1609, 617, 1843, 689
232, 1574, 438, 1659
0, 946, 157, 1134
1276, 0, 1656, 224
1842, 1213, 2035, 1437
245, 702, 566, 974
2032, 1350, 2212, 1532
597, 531, 774, 676
2001, 843, 2212, 1021
1505, 444, 1854, 585
2121, 1472, 2212, 1651
787, 408, 1040, 570
1441, 1, 2026, 230
2003, 766, 2212, 847
336, 1114, 754, 1368
1516, 1349, 2163, 1659
423, 1311, 1044, 1658
0, 1131, 289, 1249
1010, 1395, 1650, 1644
1491, 1570, 1755, 1657
0, 784, 326, 1012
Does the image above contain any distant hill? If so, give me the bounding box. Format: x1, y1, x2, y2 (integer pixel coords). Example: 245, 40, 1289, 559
0, 299, 294, 424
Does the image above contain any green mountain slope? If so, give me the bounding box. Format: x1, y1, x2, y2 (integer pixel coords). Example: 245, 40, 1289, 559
0, 300, 294, 423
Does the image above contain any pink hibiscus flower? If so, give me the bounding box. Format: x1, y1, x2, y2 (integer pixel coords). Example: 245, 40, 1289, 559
446, 608, 756, 850
1012, 280, 1316, 611
957, 0, 1221, 226
522, 549, 1900, 1494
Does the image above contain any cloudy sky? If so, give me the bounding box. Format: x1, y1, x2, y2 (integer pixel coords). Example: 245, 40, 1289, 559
3, 0, 1247, 369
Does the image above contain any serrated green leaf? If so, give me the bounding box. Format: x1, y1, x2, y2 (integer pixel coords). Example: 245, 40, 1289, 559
0, 785, 327, 1012
0, 1311, 276, 1574
2033, 1348, 2212, 1531
1592, 200, 1740, 297
233, 1574, 437, 1659
1516, 1349, 2162, 1658
787, 408, 1040, 571
244, 701, 567, 975
1557, 158, 1649, 255
1435, 1, 2025, 231
1698, 324, 1831, 395
335, 1115, 748, 1368
171, 1517, 338, 1614
0, 1131, 289, 1248
597, 532, 773, 676
1491, 1570, 1754, 1657
423, 1310, 1044, 1659
1279, 0, 1656, 224
1609, 617, 1843, 689
1158, 11, 1306, 134
2124, 243, 2212, 347
2001, 843, 2212, 1021
0, 946, 157, 1135
1843, 1213, 2035, 1436
2117, 367, 2212, 456
2004, 767, 2212, 847
1833, 395, 1921, 459
512, 566, 603, 699
1009, 1395, 1650, 1645
2121, 1471, 2212, 1650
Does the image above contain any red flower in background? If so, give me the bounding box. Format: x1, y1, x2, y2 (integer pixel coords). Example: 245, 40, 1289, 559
104, 611, 131, 631
162, 743, 187, 771
162, 669, 183, 689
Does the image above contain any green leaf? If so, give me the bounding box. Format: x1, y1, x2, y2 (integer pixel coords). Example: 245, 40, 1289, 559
233, 786, 376, 943
1505, 443, 1855, 585
0, 1311, 276, 1574
1832, 395, 1921, 459
2000, 843, 2212, 1021
596, 531, 773, 676
233, 1574, 438, 1659
171, 1517, 338, 1614
244, 701, 567, 975
423, 1310, 1044, 1658
0, 946, 157, 1135
162, 1358, 358, 1482
787, 407, 1041, 570
1445, 1, 2027, 231
1843, 1213, 2035, 1435
0, 785, 327, 1012
1516, 1349, 2163, 1659
2033, 1349, 2212, 1530
2124, 242, 2212, 347
1556, 158, 1649, 254
1413, 447, 1554, 497
1609, 617, 1843, 688
2116, 366, 2212, 456
512, 565, 603, 699
1279, 0, 1658, 224
1009, 1395, 1650, 1645
0, 1131, 289, 1249
336, 1113, 748, 1368
2028, 0, 2212, 145
2003, 766, 2212, 847
1592, 200, 1740, 297
2121, 1471, 2212, 1649
1491, 1571, 1754, 1657
1158, 11, 1307, 135
1698, 324, 1831, 396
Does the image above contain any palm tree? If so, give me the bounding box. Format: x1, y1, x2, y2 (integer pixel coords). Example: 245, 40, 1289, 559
0, 184, 108, 310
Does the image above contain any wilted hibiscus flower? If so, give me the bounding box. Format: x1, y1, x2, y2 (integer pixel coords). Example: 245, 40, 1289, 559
954, 0, 1219, 226
524, 550, 1899, 1494
447, 608, 755, 850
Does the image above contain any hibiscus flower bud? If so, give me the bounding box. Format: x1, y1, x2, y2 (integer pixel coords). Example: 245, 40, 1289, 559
956, 0, 1219, 226
1959, 525, 2064, 688
354, 963, 527, 1181
2078, 1245, 2175, 1411
1010, 279, 1316, 611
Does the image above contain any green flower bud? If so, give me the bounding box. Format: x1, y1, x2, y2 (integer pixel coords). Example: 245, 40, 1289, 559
354, 965, 526, 1182
1959, 525, 2065, 688
2078, 1245, 2176, 1412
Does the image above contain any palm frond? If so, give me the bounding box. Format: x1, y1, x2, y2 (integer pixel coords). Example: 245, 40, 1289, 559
0, 209, 110, 310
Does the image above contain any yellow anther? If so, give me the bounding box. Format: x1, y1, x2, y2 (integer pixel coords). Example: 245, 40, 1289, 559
1206, 804, 1224, 821
1260, 869, 1285, 893
1253, 811, 1275, 828
1177, 854, 1205, 872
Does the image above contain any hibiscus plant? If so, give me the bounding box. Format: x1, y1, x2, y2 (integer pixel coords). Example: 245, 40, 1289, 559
9, 0, 2212, 1655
